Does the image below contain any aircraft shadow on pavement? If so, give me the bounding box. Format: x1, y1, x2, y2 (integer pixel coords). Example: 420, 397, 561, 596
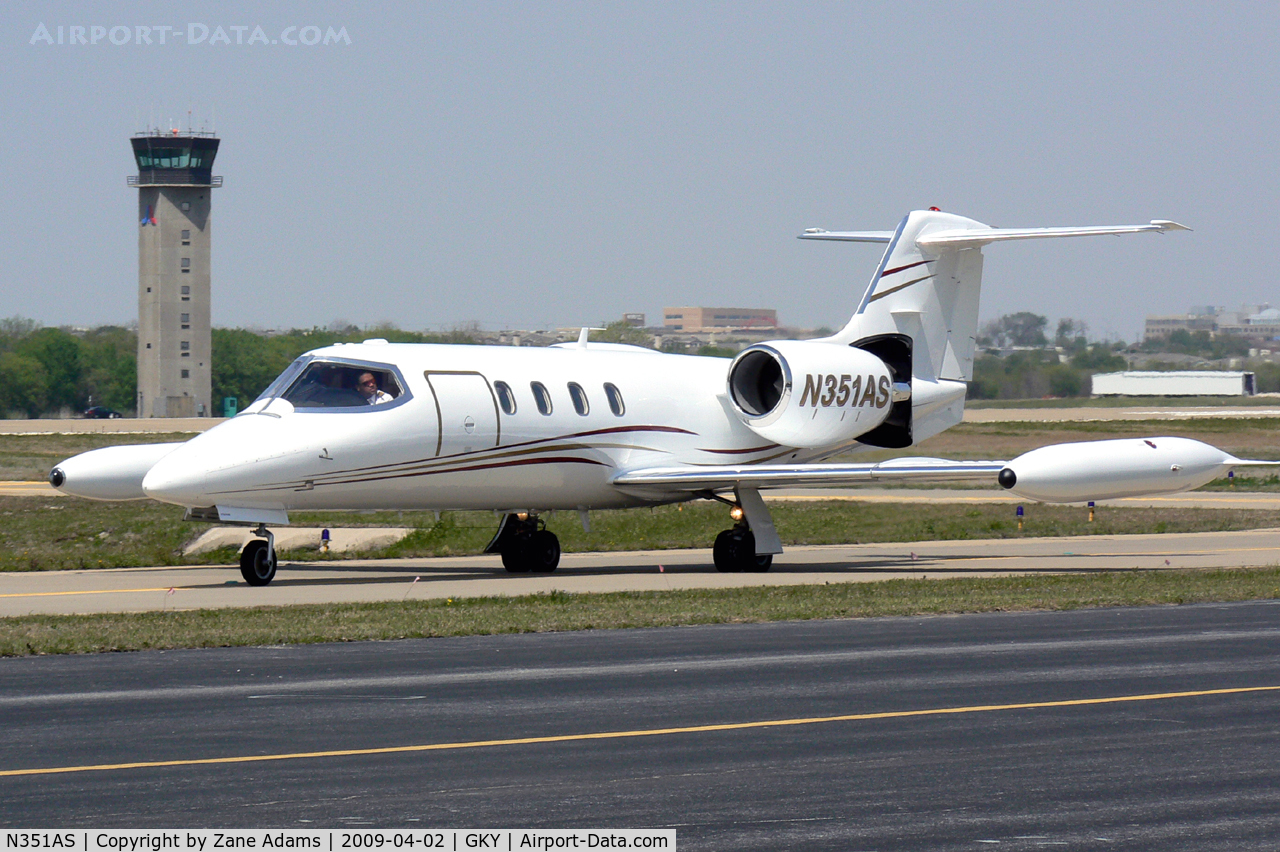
226, 548, 1186, 587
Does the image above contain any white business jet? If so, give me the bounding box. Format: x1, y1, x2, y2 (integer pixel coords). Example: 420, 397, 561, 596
52, 208, 1262, 586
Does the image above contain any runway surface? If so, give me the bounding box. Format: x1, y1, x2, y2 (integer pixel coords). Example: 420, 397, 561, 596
3, 527, 1279, 616
2, 601, 1278, 848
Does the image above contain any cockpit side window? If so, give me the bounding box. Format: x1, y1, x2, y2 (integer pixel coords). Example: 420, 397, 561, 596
280, 361, 405, 409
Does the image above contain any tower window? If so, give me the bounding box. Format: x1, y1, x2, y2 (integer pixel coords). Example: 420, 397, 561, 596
180, 341, 190, 351
181, 285, 190, 301
180, 313, 189, 323
181, 229, 190, 245
181, 369, 190, 379
181, 201, 191, 211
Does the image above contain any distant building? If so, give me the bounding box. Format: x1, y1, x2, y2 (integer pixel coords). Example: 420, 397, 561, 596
1144, 304, 1280, 343
1092, 371, 1256, 396
662, 307, 777, 332
1143, 308, 1218, 340
621, 312, 646, 328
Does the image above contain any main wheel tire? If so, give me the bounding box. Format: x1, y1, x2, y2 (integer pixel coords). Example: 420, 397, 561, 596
527, 530, 561, 573
713, 529, 739, 572
713, 529, 769, 572
239, 539, 277, 586
502, 542, 531, 573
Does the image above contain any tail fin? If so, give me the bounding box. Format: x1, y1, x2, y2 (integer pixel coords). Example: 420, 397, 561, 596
801, 210, 1188, 437
825, 210, 989, 384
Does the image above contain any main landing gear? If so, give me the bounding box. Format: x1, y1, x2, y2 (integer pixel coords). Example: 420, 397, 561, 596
713, 525, 773, 573
708, 490, 778, 573
239, 525, 278, 586
486, 513, 561, 574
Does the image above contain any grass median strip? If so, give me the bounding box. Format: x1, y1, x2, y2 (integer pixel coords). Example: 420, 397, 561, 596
3, 567, 1280, 656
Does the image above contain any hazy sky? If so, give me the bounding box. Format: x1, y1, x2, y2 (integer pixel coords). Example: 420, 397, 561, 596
3, 1, 1277, 342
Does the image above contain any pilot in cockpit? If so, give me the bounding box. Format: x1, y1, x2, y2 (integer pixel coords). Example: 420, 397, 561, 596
357, 371, 392, 405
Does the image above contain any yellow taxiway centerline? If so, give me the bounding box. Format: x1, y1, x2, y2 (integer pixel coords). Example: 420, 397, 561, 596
4, 685, 1277, 778
0, 587, 189, 599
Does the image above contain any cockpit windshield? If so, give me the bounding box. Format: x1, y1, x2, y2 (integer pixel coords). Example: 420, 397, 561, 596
250, 357, 407, 411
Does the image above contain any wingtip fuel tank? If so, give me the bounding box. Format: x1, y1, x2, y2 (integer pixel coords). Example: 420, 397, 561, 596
49, 442, 186, 501
998, 437, 1241, 503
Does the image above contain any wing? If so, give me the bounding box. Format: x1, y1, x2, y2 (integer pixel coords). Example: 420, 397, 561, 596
612, 458, 1007, 496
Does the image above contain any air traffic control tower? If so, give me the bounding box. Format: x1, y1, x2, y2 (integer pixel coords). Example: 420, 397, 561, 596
130, 130, 221, 417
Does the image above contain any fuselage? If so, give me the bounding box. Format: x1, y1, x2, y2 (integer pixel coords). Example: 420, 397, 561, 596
139, 341, 826, 515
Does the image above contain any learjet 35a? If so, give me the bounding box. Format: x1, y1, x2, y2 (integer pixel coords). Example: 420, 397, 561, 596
52, 208, 1269, 586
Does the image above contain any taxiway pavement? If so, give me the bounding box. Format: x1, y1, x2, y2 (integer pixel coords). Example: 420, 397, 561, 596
3, 527, 1279, 616
3, 602, 1278, 846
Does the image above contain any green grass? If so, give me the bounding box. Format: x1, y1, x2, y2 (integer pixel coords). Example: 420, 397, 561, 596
4, 567, 1280, 656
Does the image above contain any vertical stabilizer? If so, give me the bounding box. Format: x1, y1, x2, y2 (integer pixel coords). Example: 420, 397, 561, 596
828, 210, 989, 384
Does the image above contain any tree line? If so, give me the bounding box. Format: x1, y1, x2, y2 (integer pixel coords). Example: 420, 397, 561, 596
0, 319, 477, 418
2, 312, 1273, 417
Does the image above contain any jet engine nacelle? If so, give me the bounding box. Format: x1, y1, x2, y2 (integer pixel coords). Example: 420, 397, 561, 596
726, 340, 900, 448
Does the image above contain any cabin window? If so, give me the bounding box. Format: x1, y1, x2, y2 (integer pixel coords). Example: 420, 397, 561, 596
568, 382, 589, 416
495, 381, 517, 415
531, 381, 553, 416
604, 383, 625, 416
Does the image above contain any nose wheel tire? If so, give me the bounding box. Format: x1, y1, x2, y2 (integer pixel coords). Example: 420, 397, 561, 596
713, 528, 772, 573
240, 539, 277, 586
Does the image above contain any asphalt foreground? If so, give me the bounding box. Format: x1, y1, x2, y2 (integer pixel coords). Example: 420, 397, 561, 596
2, 601, 1279, 850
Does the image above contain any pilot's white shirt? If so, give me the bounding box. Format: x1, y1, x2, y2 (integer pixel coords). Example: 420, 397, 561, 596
368, 390, 392, 405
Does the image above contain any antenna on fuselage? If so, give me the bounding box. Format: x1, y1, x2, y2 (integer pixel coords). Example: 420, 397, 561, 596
577, 327, 605, 348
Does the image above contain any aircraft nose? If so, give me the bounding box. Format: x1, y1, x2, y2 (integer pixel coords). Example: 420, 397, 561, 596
141, 450, 209, 507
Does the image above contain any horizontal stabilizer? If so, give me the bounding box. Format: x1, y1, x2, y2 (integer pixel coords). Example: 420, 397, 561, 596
916, 220, 1191, 249
799, 229, 895, 243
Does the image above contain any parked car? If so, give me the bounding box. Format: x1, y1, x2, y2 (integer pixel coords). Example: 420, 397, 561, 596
83, 406, 123, 419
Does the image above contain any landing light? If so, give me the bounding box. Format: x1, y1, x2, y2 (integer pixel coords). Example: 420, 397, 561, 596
729, 506, 744, 521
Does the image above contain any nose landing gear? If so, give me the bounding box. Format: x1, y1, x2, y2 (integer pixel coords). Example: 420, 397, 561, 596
239, 525, 278, 586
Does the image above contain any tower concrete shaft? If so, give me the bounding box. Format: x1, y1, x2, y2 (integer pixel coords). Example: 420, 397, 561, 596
130, 131, 221, 417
